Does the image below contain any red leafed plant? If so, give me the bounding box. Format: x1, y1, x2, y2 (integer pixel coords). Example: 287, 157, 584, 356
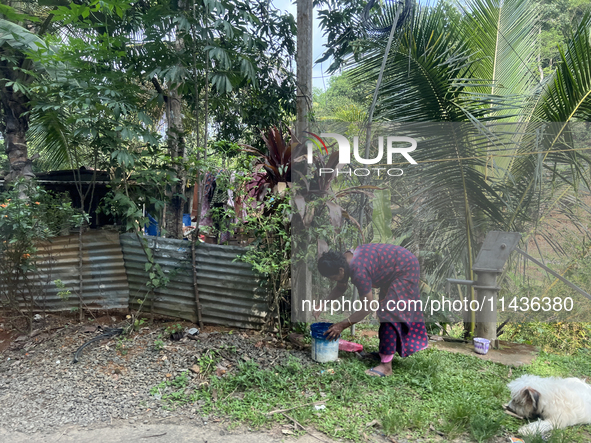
241, 126, 297, 199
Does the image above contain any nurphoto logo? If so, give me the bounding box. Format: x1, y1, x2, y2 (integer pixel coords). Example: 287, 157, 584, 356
304, 132, 418, 177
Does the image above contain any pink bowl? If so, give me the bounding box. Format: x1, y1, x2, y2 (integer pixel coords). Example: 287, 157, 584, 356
338, 340, 363, 352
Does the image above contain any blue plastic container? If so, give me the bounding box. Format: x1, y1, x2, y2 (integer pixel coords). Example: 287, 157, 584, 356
146, 213, 159, 236
183, 213, 192, 226
310, 322, 340, 363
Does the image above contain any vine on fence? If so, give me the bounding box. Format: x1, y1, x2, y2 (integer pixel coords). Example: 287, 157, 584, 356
0, 180, 86, 331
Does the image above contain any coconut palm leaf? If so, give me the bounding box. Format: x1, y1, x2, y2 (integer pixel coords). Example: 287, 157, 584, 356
503, 15, 591, 230
345, 3, 509, 278
459, 0, 538, 118
533, 14, 591, 123
27, 106, 72, 170
349, 3, 483, 123
458, 0, 541, 192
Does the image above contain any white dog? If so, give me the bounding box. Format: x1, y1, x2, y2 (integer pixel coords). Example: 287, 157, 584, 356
507, 375, 591, 435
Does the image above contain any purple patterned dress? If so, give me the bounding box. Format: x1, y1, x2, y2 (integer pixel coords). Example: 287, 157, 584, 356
349, 244, 429, 357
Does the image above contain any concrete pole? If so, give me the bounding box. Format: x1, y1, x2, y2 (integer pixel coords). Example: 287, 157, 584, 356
474, 271, 499, 348
293, 0, 313, 324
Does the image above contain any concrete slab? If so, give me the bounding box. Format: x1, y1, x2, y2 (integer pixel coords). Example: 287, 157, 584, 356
430, 339, 538, 367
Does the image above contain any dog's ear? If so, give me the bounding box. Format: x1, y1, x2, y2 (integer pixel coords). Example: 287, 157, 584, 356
519, 388, 541, 412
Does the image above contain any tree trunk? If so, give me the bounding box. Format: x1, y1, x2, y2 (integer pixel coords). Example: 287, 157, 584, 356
292, 0, 314, 325
296, 0, 313, 140
0, 86, 33, 182
164, 86, 186, 239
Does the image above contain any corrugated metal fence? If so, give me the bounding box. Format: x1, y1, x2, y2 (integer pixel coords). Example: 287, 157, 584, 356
1, 231, 269, 329
4, 230, 129, 312
119, 233, 269, 329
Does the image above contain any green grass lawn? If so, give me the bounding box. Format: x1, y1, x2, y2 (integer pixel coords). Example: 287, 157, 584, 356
153, 326, 591, 442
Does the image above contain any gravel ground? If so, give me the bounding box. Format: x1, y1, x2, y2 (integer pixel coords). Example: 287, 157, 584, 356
0, 316, 310, 434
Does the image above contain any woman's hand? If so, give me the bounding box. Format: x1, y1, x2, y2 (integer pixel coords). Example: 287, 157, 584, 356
324, 321, 346, 341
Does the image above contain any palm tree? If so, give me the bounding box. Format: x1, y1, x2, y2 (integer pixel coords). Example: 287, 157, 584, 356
0, 5, 55, 181
325, 0, 591, 332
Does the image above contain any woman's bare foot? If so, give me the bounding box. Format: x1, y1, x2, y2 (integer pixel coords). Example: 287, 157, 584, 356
365, 361, 392, 377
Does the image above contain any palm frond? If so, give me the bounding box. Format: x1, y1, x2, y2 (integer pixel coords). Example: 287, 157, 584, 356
459, 0, 539, 117
533, 14, 591, 122
28, 106, 72, 170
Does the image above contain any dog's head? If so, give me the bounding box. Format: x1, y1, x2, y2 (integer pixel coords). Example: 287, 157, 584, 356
507, 387, 542, 420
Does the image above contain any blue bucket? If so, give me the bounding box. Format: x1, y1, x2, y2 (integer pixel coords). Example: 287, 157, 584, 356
183, 213, 192, 226
310, 322, 333, 339
310, 322, 339, 363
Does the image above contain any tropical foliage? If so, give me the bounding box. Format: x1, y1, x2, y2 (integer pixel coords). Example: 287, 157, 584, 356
1, 0, 296, 238
312, 0, 591, 330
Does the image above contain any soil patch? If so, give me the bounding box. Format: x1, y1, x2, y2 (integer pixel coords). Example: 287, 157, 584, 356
430, 339, 539, 366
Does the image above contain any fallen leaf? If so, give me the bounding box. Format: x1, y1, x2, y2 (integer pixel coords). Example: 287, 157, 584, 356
166, 373, 172, 378
254, 341, 263, 348
365, 419, 380, 428
281, 430, 294, 435
190, 365, 200, 374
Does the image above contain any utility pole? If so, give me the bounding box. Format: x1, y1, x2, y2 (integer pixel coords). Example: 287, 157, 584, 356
293, 0, 313, 324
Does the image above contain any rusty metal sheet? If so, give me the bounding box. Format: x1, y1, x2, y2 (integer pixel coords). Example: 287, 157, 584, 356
2, 230, 129, 312
119, 233, 268, 329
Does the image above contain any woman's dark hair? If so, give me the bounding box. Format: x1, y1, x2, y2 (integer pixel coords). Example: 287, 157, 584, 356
317, 250, 349, 277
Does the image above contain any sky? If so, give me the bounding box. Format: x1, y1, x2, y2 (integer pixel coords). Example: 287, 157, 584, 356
273, 0, 333, 92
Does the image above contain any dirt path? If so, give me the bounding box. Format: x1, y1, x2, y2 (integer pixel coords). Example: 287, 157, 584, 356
0, 420, 338, 443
